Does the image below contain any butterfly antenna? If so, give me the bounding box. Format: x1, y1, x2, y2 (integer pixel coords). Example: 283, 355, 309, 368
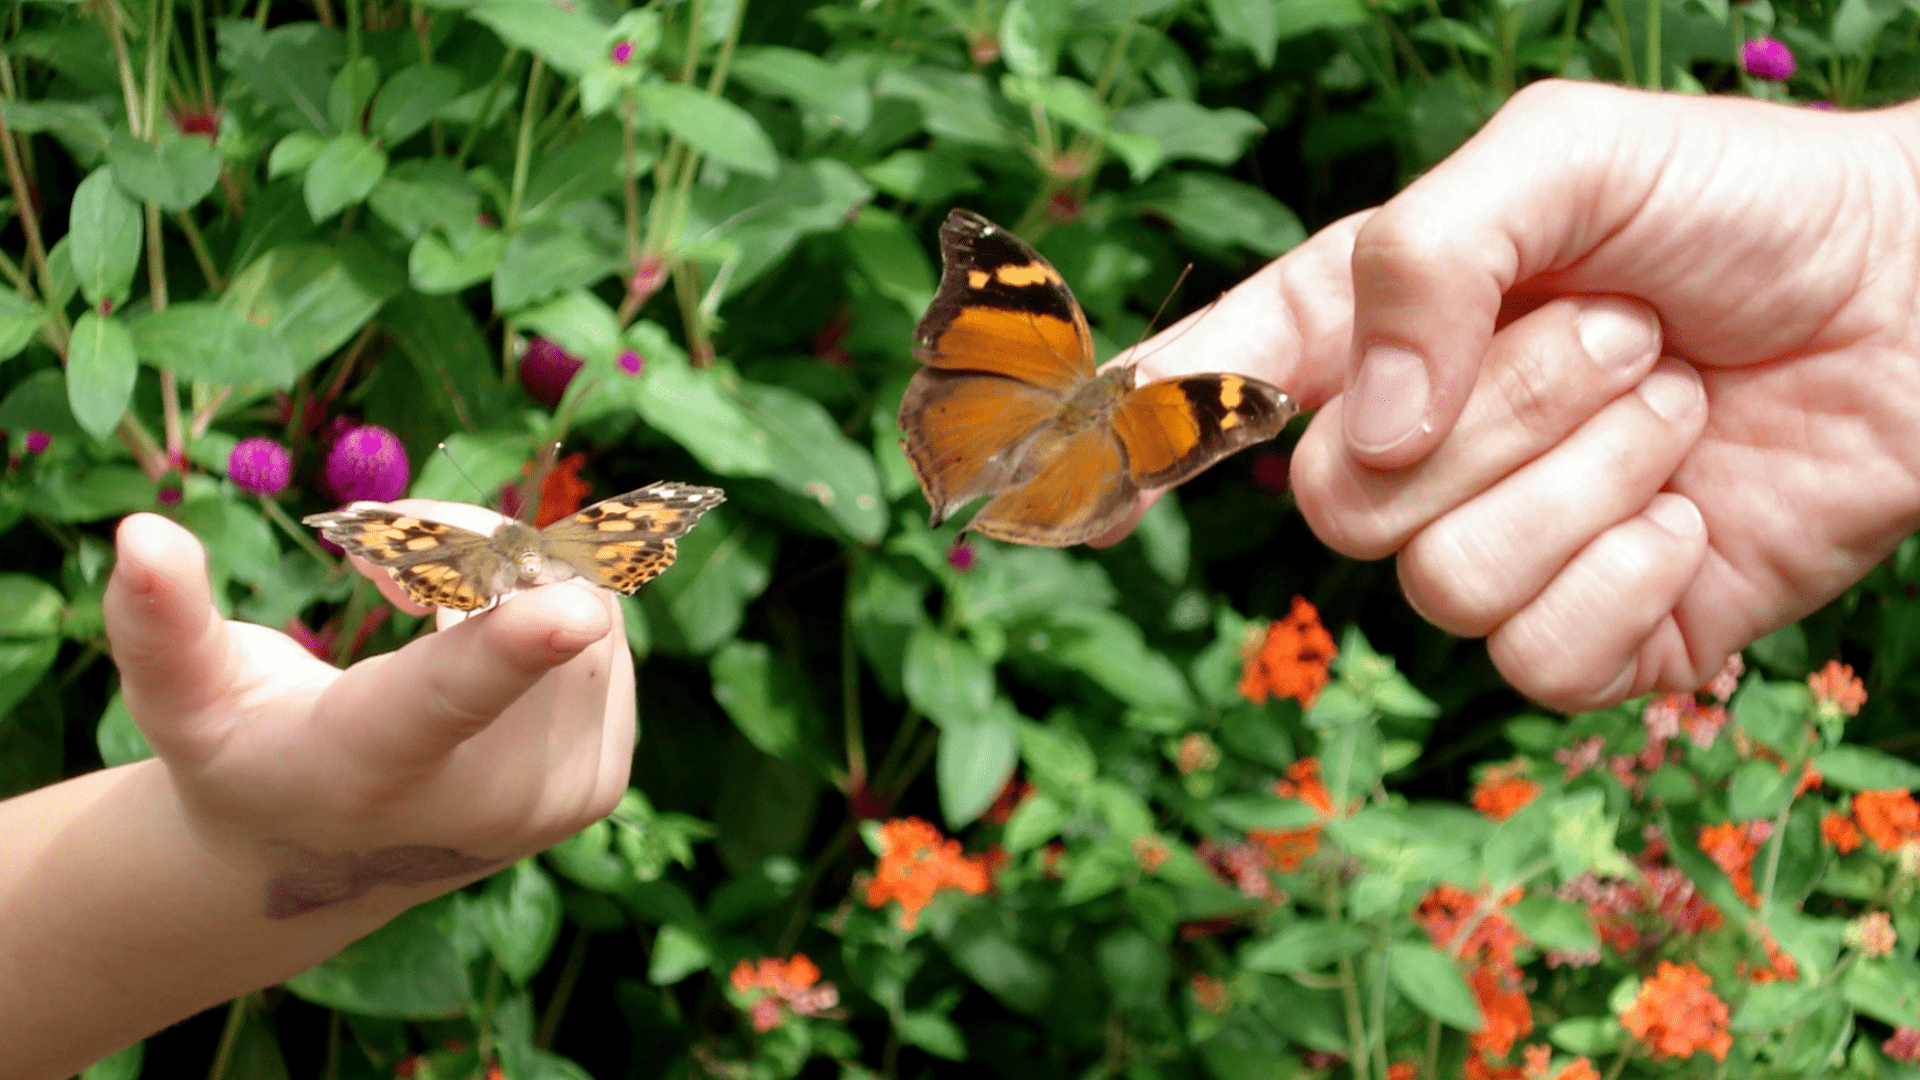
436, 443, 492, 503
1118, 263, 1197, 369
515, 441, 564, 524
1127, 288, 1227, 370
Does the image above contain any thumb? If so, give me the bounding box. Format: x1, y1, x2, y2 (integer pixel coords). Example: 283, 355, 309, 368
321, 583, 612, 771
1342, 81, 1669, 466
103, 513, 232, 755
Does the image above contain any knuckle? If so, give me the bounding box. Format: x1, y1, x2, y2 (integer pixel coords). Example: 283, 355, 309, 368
1398, 526, 1507, 636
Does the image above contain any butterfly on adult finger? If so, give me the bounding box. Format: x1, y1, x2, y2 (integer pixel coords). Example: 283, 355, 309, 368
303, 481, 726, 611
899, 209, 1297, 547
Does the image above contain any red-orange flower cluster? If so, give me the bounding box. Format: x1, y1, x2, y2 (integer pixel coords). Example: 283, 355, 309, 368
1850, 789, 1920, 851
1808, 659, 1867, 715
1249, 758, 1336, 871
1416, 883, 1531, 1068
1190, 973, 1231, 1012
865, 818, 994, 930
1237, 597, 1337, 707
729, 954, 839, 1032
1821, 810, 1863, 852
1619, 961, 1732, 1062
1471, 763, 1542, 821
1522, 1045, 1599, 1080
1697, 820, 1772, 906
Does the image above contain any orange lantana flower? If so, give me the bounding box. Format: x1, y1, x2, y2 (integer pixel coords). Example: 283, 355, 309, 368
1822, 811, 1863, 853
534, 452, 591, 526
1238, 597, 1337, 707
1808, 659, 1866, 716
1620, 960, 1732, 1062
1697, 820, 1770, 906
1387, 1062, 1418, 1080
1520, 1044, 1599, 1080
865, 818, 994, 930
1132, 834, 1171, 873
1471, 764, 1542, 821
1467, 962, 1533, 1059
1249, 757, 1337, 871
1739, 928, 1800, 984
1415, 883, 1526, 967
1190, 973, 1231, 1012
729, 953, 839, 1032
1852, 789, 1920, 850
1276, 756, 1335, 815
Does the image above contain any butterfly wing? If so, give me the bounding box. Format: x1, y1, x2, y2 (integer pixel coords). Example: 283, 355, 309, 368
537, 481, 726, 594
302, 507, 511, 611
912, 209, 1096, 392
965, 424, 1137, 547
898, 369, 1069, 526
1110, 374, 1297, 489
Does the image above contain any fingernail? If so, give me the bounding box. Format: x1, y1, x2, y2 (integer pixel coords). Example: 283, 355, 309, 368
1644, 492, 1704, 537
1595, 660, 1638, 704
1637, 363, 1700, 422
1576, 298, 1659, 369
1347, 344, 1430, 451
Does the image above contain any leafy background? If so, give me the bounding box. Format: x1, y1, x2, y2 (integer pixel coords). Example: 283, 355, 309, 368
6, 0, 1920, 1076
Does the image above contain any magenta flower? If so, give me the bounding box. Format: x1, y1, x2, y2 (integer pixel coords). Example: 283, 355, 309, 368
158, 486, 181, 505
520, 337, 582, 408
611, 40, 635, 64
24, 430, 49, 453
618, 349, 644, 377
228, 437, 292, 496
325, 424, 409, 502
948, 543, 975, 572
1743, 37, 1795, 81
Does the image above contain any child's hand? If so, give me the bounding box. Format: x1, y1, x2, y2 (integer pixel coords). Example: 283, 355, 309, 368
105, 508, 634, 916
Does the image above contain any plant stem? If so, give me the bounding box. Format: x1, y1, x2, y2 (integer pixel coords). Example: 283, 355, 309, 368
1424, 1016, 1441, 1079
843, 555, 867, 790
1327, 880, 1372, 1080
0, 77, 66, 348
505, 55, 544, 230
536, 926, 592, 1049
144, 0, 173, 139
1603, 0, 1637, 85
206, 993, 250, 1080
174, 210, 226, 292
1643, 0, 1661, 89
456, 48, 520, 166
1600, 1045, 1633, 1080
619, 100, 643, 269
1754, 798, 1796, 916
263, 498, 336, 562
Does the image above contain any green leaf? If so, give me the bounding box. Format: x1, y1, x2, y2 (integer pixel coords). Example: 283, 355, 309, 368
267, 131, 327, 178
1112, 99, 1264, 169
1733, 676, 1807, 754
522, 121, 631, 222
1273, 0, 1370, 40
410, 229, 507, 294
647, 924, 712, 985
736, 380, 887, 542
326, 55, 381, 135
939, 704, 1020, 829
1136, 171, 1305, 257
1242, 920, 1371, 972
491, 223, 619, 310
1019, 722, 1098, 798
370, 159, 482, 245
285, 901, 472, 1017
844, 206, 937, 313
67, 167, 141, 308
1133, 493, 1191, 584
730, 46, 871, 134
224, 241, 404, 374
95, 692, 154, 766
0, 639, 59, 722
480, 860, 562, 984
637, 83, 778, 178
0, 286, 45, 363
1003, 791, 1069, 853
897, 1012, 967, 1060
1816, 744, 1920, 791
904, 626, 995, 730
1036, 607, 1197, 714
29, 465, 157, 522
874, 68, 1012, 147
1213, 794, 1321, 831
1729, 758, 1795, 818
215, 19, 342, 132
1098, 929, 1171, 1011
1058, 842, 1131, 904
1548, 1017, 1621, 1056
107, 127, 221, 210
0, 574, 64, 638
1730, 980, 1824, 1033
711, 639, 821, 761
1549, 789, 1635, 881
65, 311, 137, 440
1506, 896, 1599, 953
1000, 0, 1071, 77
80, 1041, 143, 1080
1388, 942, 1483, 1030
1841, 955, 1920, 1028
1207, 0, 1280, 65
631, 340, 774, 477
304, 132, 387, 222
369, 63, 462, 146
129, 302, 296, 388
469, 0, 607, 76
1832, 0, 1906, 52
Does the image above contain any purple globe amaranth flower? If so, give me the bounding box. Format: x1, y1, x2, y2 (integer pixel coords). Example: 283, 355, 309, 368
229, 436, 292, 496
948, 543, 975, 572
618, 349, 644, 377
520, 337, 583, 408
1743, 37, 1795, 81
24, 430, 50, 453
611, 40, 635, 64
157, 485, 181, 506
326, 424, 410, 502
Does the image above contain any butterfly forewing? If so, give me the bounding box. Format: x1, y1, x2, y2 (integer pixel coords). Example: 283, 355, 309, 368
1112, 374, 1295, 489
912, 210, 1094, 395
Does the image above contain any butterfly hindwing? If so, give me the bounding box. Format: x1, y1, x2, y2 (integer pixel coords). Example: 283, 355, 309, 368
966, 424, 1136, 546
897, 368, 1070, 525
1111, 374, 1293, 489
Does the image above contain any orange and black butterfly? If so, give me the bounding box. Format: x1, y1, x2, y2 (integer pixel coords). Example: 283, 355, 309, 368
899, 209, 1296, 546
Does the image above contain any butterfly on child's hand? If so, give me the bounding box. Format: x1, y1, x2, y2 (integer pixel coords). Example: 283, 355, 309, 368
303, 481, 726, 611
899, 209, 1297, 547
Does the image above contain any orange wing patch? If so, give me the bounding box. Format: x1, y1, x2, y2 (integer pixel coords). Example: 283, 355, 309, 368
968, 426, 1133, 546
920, 306, 1092, 392
394, 561, 490, 610
1110, 381, 1205, 480
899, 373, 1065, 522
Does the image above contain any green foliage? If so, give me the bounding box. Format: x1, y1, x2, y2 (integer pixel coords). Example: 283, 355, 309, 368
6, 0, 1919, 1076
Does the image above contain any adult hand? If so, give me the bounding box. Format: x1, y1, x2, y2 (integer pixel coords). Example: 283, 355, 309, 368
1113, 81, 1920, 711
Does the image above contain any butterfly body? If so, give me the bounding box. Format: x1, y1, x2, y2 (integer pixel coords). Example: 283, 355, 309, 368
900, 210, 1296, 547
304, 481, 725, 611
